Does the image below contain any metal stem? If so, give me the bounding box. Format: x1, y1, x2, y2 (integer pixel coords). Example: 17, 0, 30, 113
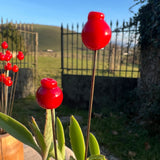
4, 70, 9, 114
9, 71, 19, 116
51, 109, 58, 160
1, 80, 4, 113
85, 50, 98, 160
8, 72, 15, 115
1, 66, 4, 113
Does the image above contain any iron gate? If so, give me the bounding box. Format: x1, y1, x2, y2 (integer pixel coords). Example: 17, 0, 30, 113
61, 19, 140, 78
0, 18, 38, 97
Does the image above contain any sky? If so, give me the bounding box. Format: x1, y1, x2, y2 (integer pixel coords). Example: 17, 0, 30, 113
0, 0, 144, 28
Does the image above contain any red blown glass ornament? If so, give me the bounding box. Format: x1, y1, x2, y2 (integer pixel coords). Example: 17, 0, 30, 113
4, 77, 13, 86
0, 53, 5, 61
1, 41, 8, 49
0, 74, 5, 82
12, 65, 19, 72
17, 51, 24, 60
82, 11, 111, 51
36, 78, 63, 109
4, 62, 12, 71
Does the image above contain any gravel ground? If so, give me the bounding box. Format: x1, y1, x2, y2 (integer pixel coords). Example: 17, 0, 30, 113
24, 144, 119, 160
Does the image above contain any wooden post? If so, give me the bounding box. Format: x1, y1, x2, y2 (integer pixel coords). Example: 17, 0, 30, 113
35, 32, 38, 92
61, 24, 64, 88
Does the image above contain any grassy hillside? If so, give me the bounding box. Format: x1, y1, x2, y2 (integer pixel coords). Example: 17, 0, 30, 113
32, 24, 82, 52
33, 24, 61, 51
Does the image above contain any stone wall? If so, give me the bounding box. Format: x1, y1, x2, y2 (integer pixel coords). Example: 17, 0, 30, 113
15, 68, 35, 98
2, 68, 35, 99
62, 75, 138, 109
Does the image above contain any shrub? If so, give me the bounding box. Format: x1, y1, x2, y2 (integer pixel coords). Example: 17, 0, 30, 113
122, 85, 160, 135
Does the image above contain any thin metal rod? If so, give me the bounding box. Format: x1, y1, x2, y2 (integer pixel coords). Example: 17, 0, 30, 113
4, 70, 9, 114
71, 25, 74, 74
85, 50, 98, 160
8, 72, 15, 115
0, 64, 2, 113
9, 72, 19, 116
66, 24, 69, 74
51, 109, 58, 160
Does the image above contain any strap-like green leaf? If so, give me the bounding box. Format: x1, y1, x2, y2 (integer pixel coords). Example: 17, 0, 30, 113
69, 115, 85, 160
0, 112, 41, 154
56, 117, 65, 160
29, 117, 47, 158
89, 133, 100, 156
88, 155, 106, 160
48, 142, 64, 160
44, 109, 53, 160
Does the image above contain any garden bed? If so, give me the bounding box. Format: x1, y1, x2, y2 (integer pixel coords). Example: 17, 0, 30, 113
13, 96, 160, 160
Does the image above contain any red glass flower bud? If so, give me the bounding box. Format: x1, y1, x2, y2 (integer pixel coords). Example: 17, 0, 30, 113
4, 77, 13, 86
6, 50, 11, 55
5, 54, 12, 61
36, 78, 63, 109
17, 51, 24, 60
4, 62, 12, 71
82, 11, 112, 51
0, 74, 6, 82
18, 51, 23, 55
0, 53, 5, 61
1, 41, 8, 49
12, 65, 19, 72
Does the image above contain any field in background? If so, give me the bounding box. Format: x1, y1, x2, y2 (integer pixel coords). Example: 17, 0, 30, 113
37, 51, 139, 90
33, 24, 64, 51
37, 51, 62, 87
31, 24, 139, 81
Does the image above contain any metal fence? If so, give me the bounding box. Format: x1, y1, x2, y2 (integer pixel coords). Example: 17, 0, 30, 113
0, 18, 38, 93
61, 18, 140, 78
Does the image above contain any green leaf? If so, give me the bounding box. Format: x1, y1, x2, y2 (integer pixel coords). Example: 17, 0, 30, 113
56, 117, 65, 160
69, 115, 85, 160
29, 117, 47, 158
48, 142, 64, 160
89, 133, 100, 156
88, 155, 106, 160
0, 112, 41, 154
43, 109, 53, 160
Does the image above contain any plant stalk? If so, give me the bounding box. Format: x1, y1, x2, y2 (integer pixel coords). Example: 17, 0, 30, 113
85, 50, 98, 160
51, 109, 58, 160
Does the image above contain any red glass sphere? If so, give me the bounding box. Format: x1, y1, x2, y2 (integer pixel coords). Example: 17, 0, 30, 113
5, 54, 12, 61
82, 11, 111, 51
12, 65, 19, 72
4, 77, 13, 86
36, 78, 63, 109
17, 51, 24, 60
0, 74, 6, 82
4, 62, 12, 71
6, 50, 11, 55
0, 54, 5, 61
1, 41, 8, 49
18, 51, 23, 55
